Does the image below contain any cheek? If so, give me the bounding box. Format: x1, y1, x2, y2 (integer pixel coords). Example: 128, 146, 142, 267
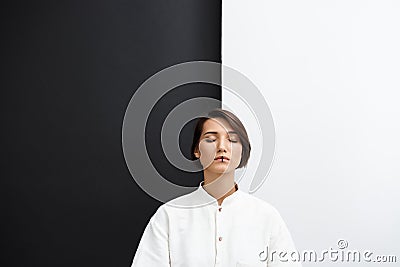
231, 145, 243, 164
198, 141, 216, 160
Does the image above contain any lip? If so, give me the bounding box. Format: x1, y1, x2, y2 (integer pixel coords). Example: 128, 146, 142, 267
214, 156, 230, 161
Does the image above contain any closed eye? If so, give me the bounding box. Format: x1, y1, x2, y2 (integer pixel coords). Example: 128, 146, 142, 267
204, 138, 238, 143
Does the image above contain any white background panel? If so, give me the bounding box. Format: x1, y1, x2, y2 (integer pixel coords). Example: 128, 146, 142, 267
223, 1, 400, 266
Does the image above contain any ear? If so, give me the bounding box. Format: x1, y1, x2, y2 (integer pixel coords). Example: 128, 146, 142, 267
194, 147, 200, 158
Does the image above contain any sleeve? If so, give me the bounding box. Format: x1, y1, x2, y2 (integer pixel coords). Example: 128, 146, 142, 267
266, 208, 302, 267
131, 207, 171, 267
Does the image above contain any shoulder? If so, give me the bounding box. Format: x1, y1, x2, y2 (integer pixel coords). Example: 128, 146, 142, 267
151, 189, 201, 218
238, 191, 277, 211
238, 191, 285, 222
164, 188, 202, 208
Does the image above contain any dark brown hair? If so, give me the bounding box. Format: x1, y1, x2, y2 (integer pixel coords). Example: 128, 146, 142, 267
190, 108, 251, 169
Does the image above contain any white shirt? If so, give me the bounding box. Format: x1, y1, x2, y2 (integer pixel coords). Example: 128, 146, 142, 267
131, 181, 302, 267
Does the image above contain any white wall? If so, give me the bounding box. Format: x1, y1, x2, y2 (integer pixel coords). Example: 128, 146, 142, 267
223, 1, 400, 266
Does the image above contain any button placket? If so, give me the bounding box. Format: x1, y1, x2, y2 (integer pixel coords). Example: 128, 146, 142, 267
215, 205, 224, 266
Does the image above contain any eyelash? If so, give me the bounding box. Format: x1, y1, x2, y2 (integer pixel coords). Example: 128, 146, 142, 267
205, 138, 238, 143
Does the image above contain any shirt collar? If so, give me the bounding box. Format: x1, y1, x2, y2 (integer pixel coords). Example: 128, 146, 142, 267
197, 180, 241, 207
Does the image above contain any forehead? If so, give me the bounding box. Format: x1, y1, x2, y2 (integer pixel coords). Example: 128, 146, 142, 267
202, 118, 235, 134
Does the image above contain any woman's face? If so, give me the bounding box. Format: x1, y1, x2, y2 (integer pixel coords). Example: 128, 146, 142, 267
195, 118, 243, 174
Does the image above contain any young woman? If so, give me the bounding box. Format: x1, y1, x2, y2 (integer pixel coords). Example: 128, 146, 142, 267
131, 108, 301, 267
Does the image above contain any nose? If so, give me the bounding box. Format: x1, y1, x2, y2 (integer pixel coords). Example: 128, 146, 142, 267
217, 138, 230, 152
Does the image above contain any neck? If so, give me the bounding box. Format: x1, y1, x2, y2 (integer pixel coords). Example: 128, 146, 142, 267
202, 170, 237, 206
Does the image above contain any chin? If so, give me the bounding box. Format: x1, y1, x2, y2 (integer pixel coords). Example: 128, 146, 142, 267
212, 167, 235, 174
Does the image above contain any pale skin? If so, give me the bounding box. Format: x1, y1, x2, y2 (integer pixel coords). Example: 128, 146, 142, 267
193, 118, 243, 206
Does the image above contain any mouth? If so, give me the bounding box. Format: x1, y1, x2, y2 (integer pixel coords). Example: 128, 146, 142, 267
214, 156, 230, 162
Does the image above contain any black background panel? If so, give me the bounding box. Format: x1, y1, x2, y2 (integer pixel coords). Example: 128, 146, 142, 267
1, 1, 221, 266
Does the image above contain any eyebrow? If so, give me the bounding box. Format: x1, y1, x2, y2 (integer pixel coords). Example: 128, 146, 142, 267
203, 131, 238, 136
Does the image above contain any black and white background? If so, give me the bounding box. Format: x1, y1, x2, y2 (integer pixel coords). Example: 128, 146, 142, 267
2, 0, 399, 266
